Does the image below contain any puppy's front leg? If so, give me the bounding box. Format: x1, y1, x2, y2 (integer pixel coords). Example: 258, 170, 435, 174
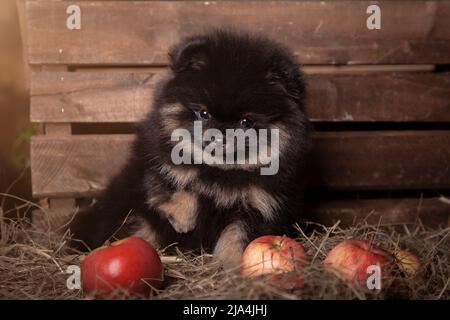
213, 222, 248, 271
155, 191, 199, 233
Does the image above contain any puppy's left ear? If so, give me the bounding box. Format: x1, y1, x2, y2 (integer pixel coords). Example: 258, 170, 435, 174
169, 38, 209, 72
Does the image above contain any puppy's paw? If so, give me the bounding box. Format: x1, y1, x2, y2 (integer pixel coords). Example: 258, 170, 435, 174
213, 222, 247, 271
158, 191, 198, 233
165, 212, 195, 233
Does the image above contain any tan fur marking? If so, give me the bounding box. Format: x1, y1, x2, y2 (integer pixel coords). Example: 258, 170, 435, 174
147, 194, 165, 207
161, 118, 180, 133
193, 182, 242, 208
130, 217, 159, 247
192, 183, 279, 222
213, 222, 247, 271
247, 186, 279, 222
271, 122, 292, 155
159, 103, 184, 133
159, 102, 184, 116
160, 164, 198, 189
158, 191, 198, 233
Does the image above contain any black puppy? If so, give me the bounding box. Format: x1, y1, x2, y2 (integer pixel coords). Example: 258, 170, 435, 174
69, 29, 310, 269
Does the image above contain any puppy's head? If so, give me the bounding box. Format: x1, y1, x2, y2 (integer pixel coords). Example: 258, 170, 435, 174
155, 30, 308, 173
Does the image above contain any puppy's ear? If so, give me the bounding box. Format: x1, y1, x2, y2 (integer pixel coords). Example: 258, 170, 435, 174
169, 38, 209, 73
266, 60, 305, 102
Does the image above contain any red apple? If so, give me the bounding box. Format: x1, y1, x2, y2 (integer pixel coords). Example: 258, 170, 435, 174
324, 240, 392, 283
268, 272, 307, 290
241, 235, 309, 278
81, 237, 163, 298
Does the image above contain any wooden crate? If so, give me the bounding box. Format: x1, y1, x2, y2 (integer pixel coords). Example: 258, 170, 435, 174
18, 0, 450, 228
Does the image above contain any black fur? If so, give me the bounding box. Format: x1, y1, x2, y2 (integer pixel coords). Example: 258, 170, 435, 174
69, 30, 310, 263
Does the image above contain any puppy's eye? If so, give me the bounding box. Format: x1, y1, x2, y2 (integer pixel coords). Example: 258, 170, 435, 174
198, 110, 210, 120
240, 117, 255, 128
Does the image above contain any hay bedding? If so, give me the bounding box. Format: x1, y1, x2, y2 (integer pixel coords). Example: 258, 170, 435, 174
0, 199, 449, 300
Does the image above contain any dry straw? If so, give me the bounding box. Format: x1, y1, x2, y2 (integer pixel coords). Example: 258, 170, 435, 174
0, 196, 448, 300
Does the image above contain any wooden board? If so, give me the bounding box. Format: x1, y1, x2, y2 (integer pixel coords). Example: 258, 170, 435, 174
32, 197, 450, 231
30, 131, 450, 197
307, 197, 450, 228
16, 0, 31, 91
30, 71, 450, 123
31, 134, 132, 198
307, 72, 450, 122
25, 1, 450, 65
309, 131, 450, 190
31, 72, 159, 123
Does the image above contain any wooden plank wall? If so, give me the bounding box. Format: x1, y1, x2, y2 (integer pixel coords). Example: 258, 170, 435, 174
20, 0, 450, 227
25, 1, 450, 65
30, 71, 450, 123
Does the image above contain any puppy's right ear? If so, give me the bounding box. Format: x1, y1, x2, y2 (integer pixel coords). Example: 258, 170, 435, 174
169, 38, 209, 73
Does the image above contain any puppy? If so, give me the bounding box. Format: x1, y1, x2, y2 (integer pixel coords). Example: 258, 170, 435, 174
69, 29, 310, 269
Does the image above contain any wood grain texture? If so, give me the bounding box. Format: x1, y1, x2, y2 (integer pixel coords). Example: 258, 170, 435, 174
307, 198, 450, 228
32, 197, 450, 232
25, 1, 450, 65
16, 0, 31, 91
31, 72, 159, 122
31, 134, 133, 197
309, 131, 450, 190
30, 131, 450, 197
30, 71, 450, 123
44, 123, 72, 136
307, 72, 450, 122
